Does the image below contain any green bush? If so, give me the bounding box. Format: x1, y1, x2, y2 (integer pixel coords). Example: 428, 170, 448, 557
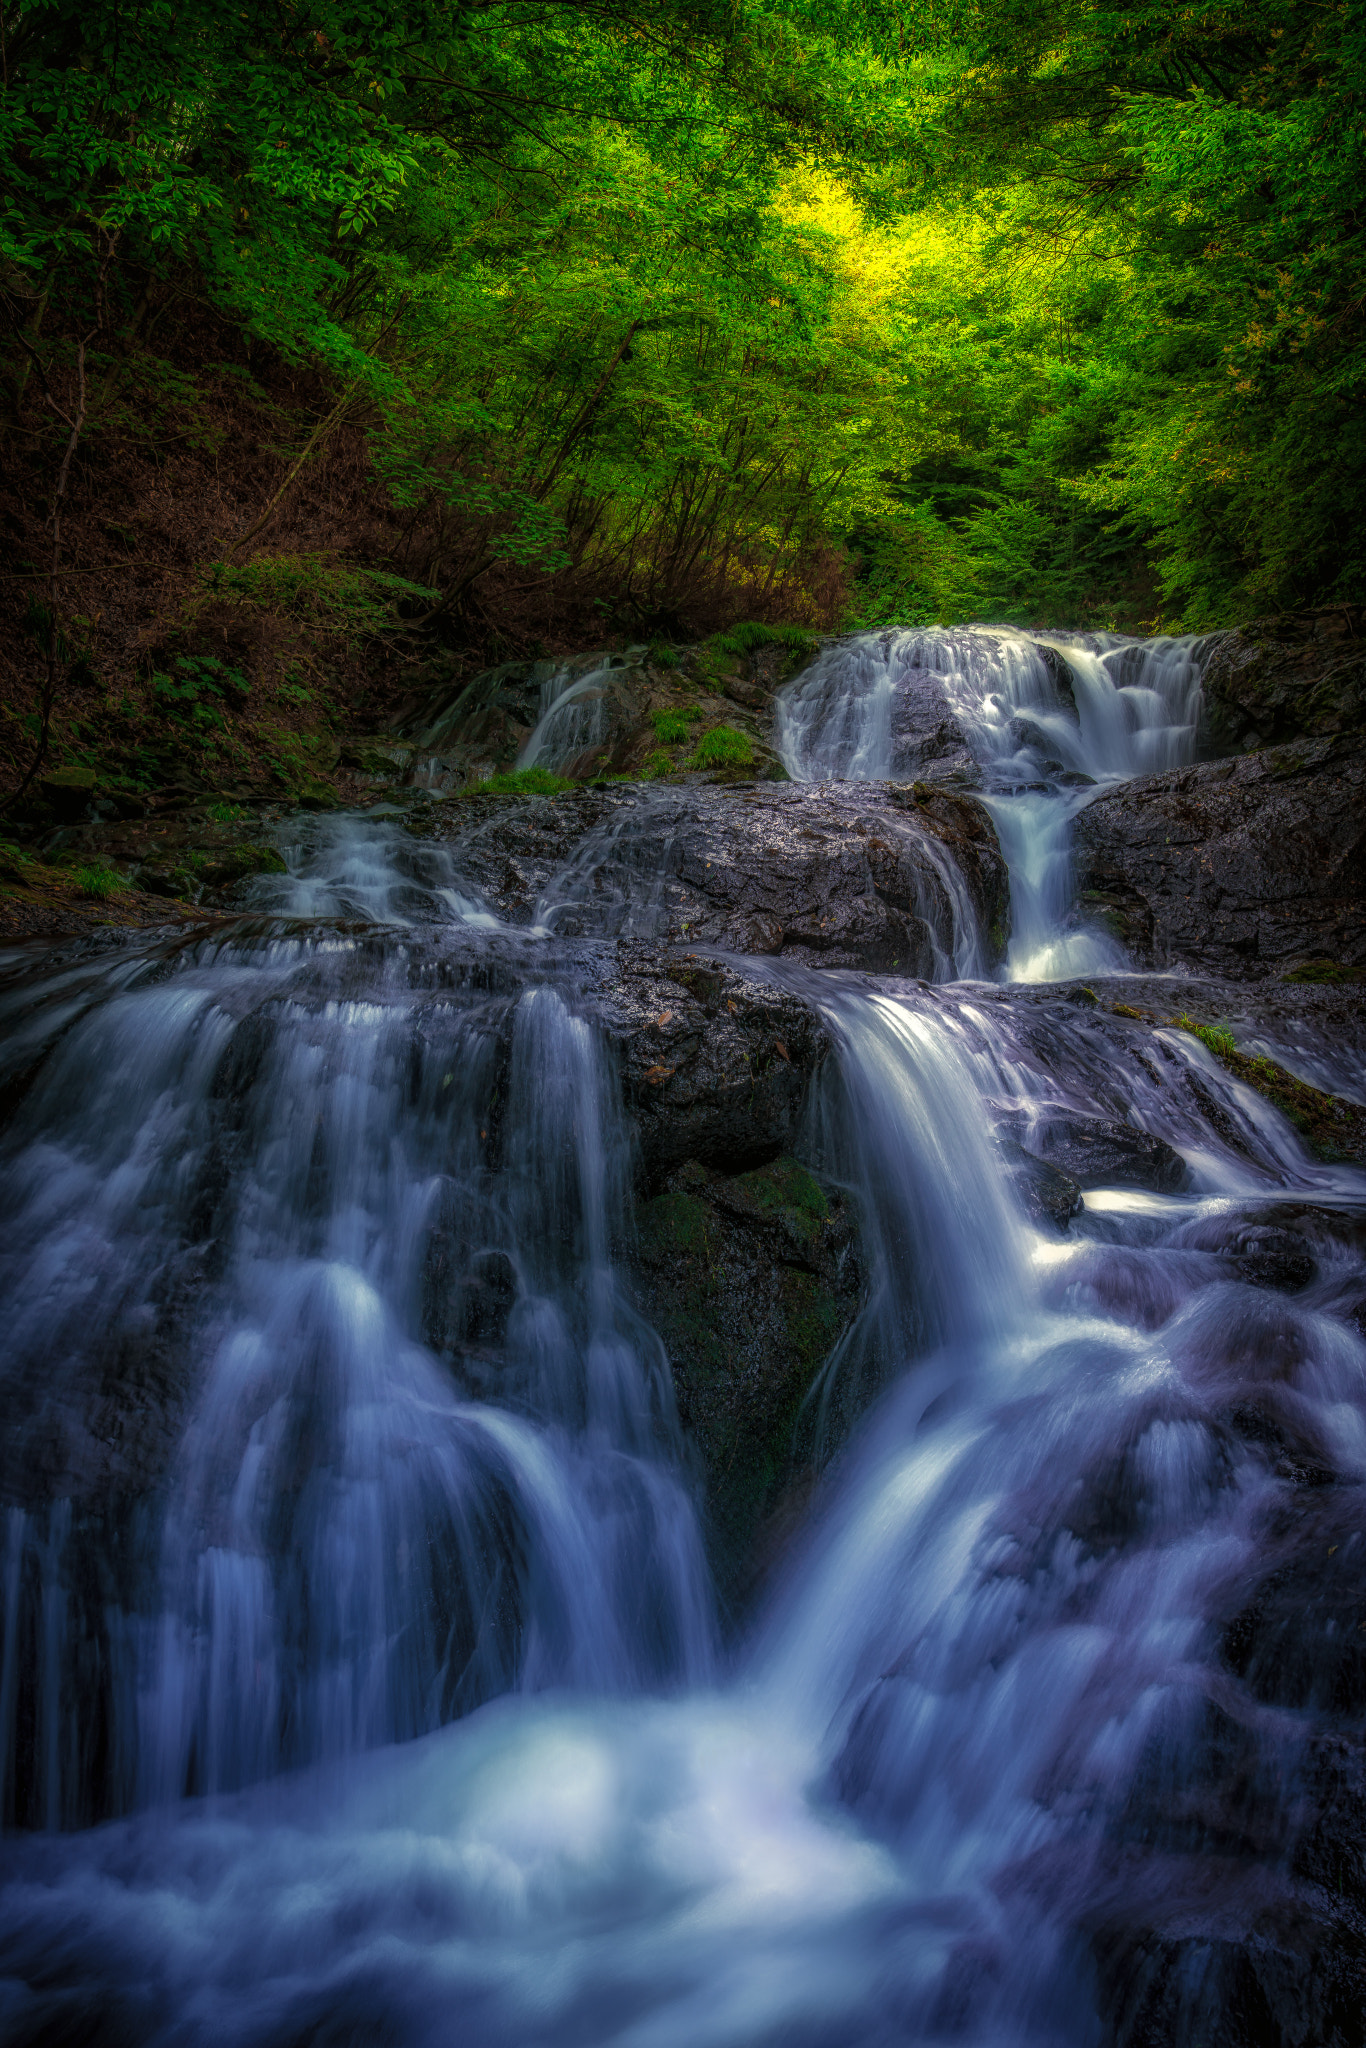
644, 750, 675, 779
689, 724, 754, 770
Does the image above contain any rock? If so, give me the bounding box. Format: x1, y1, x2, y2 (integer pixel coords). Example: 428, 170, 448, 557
200, 844, 287, 890
1222, 1488, 1366, 1718
626, 1154, 861, 1603
595, 944, 832, 1178
887, 662, 979, 783
997, 1138, 1085, 1229
1168, 1216, 1317, 1293
35, 766, 121, 822
1072, 734, 1366, 980
1200, 607, 1366, 753
1005, 1111, 1188, 1193
430, 782, 1010, 974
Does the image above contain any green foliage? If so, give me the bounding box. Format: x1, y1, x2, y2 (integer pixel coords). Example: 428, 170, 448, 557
709, 623, 816, 660
1, 0, 1359, 667
650, 706, 703, 745
75, 863, 125, 899
644, 750, 675, 779
152, 654, 250, 735
1175, 1016, 1238, 1061
475, 766, 573, 796
689, 724, 753, 770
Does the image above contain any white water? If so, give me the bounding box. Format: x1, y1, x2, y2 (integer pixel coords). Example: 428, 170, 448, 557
1, 630, 1364, 2047
777, 627, 1204, 980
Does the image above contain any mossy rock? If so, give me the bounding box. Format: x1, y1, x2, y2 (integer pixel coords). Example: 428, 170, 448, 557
201, 843, 288, 889
628, 1153, 862, 1611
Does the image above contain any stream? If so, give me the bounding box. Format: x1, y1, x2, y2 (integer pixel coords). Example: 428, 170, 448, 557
0, 628, 1362, 2047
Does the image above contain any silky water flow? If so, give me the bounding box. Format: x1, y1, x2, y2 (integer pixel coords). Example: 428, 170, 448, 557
0, 628, 1363, 2047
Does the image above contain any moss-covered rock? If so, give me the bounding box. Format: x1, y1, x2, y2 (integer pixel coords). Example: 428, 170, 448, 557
629, 1153, 861, 1613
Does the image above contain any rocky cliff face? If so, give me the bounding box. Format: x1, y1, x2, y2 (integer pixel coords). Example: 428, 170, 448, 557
1073, 732, 1366, 981
1199, 607, 1365, 753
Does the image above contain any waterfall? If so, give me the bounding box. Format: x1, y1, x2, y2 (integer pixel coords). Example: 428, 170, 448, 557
777, 625, 1205, 980
1, 628, 1362, 2048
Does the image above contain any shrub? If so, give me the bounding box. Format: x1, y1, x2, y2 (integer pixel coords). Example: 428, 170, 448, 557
644, 749, 674, 779
689, 724, 754, 770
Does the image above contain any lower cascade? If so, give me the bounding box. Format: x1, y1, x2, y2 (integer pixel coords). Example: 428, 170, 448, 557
1, 626, 1364, 2048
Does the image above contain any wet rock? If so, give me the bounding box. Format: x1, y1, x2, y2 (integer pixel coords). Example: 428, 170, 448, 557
1093, 1912, 1366, 2048
1200, 606, 1366, 754
1168, 1217, 1317, 1293
595, 944, 831, 1178
626, 1154, 861, 1604
1007, 1112, 1188, 1193
1072, 734, 1366, 981
1221, 1489, 1366, 1718
886, 664, 979, 783
997, 1137, 1084, 1229
200, 843, 288, 891
431, 781, 1010, 973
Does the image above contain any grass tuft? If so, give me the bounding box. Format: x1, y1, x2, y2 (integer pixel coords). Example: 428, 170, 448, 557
689, 724, 754, 770
75, 864, 127, 899
650, 706, 703, 746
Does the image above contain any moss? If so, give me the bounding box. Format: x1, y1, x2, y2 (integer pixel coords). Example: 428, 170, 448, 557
1111, 1002, 1147, 1020
708, 622, 816, 669
75, 863, 127, 899
721, 1157, 830, 1243
202, 843, 287, 887
471, 766, 574, 796
1282, 959, 1366, 986
637, 1190, 714, 1259
1171, 1016, 1366, 1162
1175, 1013, 1237, 1059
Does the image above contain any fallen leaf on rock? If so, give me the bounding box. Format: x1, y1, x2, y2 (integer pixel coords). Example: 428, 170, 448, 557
644, 1064, 676, 1084
774, 1041, 791, 1062
653, 1011, 673, 1028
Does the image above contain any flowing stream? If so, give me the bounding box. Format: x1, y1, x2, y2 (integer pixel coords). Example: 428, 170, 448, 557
1, 628, 1363, 2047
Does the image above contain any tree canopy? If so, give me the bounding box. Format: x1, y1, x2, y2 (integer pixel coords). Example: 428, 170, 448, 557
0, 0, 1361, 793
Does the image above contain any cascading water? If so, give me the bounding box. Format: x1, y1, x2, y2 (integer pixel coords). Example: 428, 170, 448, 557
778, 626, 1204, 979
1, 629, 1363, 2048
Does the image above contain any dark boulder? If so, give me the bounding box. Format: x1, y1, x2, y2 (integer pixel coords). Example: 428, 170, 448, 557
1072, 735, 1366, 981
594, 943, 832, 1179
1199, 607, 1366, 754
997, 1137, 1085, 1229
1004, 1111, 1188, 1193
627, 1153, 861, 1605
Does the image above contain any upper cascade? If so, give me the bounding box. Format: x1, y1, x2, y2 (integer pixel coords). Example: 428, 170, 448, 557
776, 626, 1206, 981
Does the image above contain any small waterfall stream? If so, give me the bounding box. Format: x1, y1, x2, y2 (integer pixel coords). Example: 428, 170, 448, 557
1, 629, 1363, 2047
